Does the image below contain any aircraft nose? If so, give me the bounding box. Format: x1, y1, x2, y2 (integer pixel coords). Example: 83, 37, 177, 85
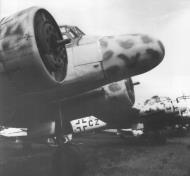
99, 34, 165, 81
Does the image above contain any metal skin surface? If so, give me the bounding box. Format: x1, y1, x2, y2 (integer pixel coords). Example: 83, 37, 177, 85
0, 7, 66, 98
0, 7, 164, 127
71, 116, 107, 134
99, 34, 165, 81
26, 79, 136, 137
138, 96, 190, 131
60, 78, 138, 129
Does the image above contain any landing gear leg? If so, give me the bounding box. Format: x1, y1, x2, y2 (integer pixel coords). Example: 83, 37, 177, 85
52, 106, 84, 176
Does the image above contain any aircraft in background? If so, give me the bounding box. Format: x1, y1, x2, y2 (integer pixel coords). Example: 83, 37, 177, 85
0, 127, 27, 137
71, 116, 143, 137
141, 95, 190, 117
0, 116, 143, 142
176, 95, 190, 118
0, 6, 165, 176
2, 94, 190, 145
139, 95, 190, 136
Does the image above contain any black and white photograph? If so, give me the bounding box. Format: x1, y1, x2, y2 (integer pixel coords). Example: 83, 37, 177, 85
0, 0, 190, 176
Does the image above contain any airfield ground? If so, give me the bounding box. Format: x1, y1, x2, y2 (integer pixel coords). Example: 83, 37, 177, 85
0, 132, 190, 176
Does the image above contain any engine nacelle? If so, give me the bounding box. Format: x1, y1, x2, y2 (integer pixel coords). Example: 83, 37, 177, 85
62, 78, 135, 123
103, 78, 135, 108
0, 7, 67, 99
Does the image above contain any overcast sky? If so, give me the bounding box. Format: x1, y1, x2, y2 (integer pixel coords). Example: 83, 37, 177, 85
1, 0, 190, 103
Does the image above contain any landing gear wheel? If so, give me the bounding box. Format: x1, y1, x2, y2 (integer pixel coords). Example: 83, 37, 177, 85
52, 144, 85, 176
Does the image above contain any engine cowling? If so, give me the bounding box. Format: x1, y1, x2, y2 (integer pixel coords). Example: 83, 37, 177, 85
24, 79, 136, 135
103, 78, 135, 108
61, 78, 135, 124
0, 7, 68, 99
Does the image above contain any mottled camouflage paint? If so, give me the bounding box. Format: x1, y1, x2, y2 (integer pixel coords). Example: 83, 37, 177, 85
0, 6, 69, 114
108, 82, 122, 92
146, 49, 160, 60
118, 52, 140, 68
99, 34, 165, 80
0, 7, 66, 82
103, 50, 114, 61
59, 78, 135, 126
118, 39, 134, 49
141, 35, 153, 44
104, 78, 135, 107
0, 7, 37, 73
99, 39, 108, 48
0, 7, 165, 127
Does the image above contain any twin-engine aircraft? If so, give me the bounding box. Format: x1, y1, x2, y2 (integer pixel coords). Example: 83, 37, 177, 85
140, 95, 190, 135
0, 6, 165, 175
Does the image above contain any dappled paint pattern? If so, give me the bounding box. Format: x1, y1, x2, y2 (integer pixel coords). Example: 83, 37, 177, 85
99, 34, 165, 80
0, 6, 69, 111
118, 39, 134, 49
0, 7, 36, 73
0, 6, 67, 82
141, 35, 153, 44
102, 50, 114, 61
103, 78, 135, 107
99, 39, 108, 48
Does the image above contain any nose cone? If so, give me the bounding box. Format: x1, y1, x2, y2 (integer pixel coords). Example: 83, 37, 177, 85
99, 34, 165, 81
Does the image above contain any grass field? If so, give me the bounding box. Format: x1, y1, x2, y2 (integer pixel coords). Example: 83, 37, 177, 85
0, 132, 190, 176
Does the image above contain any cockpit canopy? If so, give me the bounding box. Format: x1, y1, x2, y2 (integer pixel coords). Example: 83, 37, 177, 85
59, 25, 85, 41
